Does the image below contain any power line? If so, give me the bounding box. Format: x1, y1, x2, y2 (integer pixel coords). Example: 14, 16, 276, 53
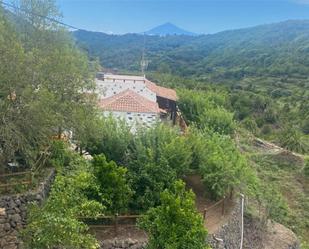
0, 0, 80, 30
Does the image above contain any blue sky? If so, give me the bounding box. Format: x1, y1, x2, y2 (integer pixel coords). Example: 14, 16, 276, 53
56, 0, 309, 34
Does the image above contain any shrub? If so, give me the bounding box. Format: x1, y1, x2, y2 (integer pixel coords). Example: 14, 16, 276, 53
92, 154, 132, 214
261, 124, 273, 135
126, 125, 190, 212
242, 117, 258, 134
138, 180, 209, 249
86, 116, 132, 164
48, 140, 72, 169
22, 153, 104, 249
190, 129, 257, 199
279, 126, 309, 153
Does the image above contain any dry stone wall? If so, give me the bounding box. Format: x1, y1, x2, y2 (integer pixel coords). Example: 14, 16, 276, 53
100, 238, 147, 249
208, 198, 242, 249
0, 169, 55, 249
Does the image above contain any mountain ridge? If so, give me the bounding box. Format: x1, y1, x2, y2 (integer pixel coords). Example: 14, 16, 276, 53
73, 19, 309, 78
144, 22, 197, 36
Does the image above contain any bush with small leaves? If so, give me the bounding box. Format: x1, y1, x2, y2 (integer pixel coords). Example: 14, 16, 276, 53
139, 180, 209, 249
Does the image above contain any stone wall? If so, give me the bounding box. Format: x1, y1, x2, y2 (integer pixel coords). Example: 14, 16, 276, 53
0, 169, 56, 249
208, 197, 300, 249
208, 198, 242, 249
100, 238, 147, 249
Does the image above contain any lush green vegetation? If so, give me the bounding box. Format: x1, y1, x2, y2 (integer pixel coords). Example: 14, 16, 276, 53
75, 22, 309, 154
1, 0, 309, 247
91, 154, 132, 215
74, 20, 309, 78
151, 73, 309, 243
139, 180, 209, 249
22, 149, 104, 249
0, 0, 98, 170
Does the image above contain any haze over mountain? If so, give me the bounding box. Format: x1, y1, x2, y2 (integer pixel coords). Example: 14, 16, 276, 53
145, 23, 197, 36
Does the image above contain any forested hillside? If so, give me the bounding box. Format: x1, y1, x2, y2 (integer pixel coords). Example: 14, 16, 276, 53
73, 30, 195, 70
74, 20, 309, 78
74, 21, 309, 153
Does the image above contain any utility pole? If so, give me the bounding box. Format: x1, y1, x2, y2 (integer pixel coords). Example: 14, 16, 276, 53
140, 33, 148, 76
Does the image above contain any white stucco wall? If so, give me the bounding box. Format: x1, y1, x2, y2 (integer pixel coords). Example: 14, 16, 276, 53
103, 111, 159, 132
96, 79, 156, 102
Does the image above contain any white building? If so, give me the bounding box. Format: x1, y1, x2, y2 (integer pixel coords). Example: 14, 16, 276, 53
96, 73, 178, 130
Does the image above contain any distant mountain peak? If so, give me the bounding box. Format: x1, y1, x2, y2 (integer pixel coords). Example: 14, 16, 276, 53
145, 23, 197, 36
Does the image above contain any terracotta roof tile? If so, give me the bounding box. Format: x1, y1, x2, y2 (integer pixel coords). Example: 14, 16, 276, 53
98, 89, 160, 113
145, 80, 177, 101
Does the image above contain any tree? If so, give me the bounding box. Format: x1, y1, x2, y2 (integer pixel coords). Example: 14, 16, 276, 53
86, 116, 133, 164
242, 117, 258, 134
0, 9, 56, 168
199, 107, 236, 135
92, 154, 132, 214
0, 0, 98, 169
178, 89, 235, 135
189, 128, 256, 199
22, 153, 104, 249
125, 124, 191, 212
138, 180, 209, 249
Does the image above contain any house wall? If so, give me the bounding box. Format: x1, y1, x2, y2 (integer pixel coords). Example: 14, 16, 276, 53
103, 111, 159, 131
96, 79, 156, 102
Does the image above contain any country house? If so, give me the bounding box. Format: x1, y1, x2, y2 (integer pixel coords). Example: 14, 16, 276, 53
96, 73, 179, 130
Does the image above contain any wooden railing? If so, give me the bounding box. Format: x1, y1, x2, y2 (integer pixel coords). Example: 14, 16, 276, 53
203, 196, 226, 221
0, 146, 51, 194
80, 214, 143, 236
0, 171, 32, 192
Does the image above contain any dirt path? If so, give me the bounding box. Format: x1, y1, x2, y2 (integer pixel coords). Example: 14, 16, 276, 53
184, 174, 236, 234
92, 174, 237, 241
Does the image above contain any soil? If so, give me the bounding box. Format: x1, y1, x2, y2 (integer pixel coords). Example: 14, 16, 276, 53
243, 215, 300, 249
183, 174, 236, 234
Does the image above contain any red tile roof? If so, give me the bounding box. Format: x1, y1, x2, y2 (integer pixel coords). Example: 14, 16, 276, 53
98, 89, 161, 113
145, 80, 177, 101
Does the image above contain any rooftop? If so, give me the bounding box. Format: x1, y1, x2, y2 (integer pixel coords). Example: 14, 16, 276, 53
97, 73, 178, 101
98, 89, 161, 113
103, 74, 146, 82
145, 80, 177, 101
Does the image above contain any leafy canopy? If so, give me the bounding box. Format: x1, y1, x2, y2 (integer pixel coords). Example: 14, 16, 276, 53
139, 180, 209, 249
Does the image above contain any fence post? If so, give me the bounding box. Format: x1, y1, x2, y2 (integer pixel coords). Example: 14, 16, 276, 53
222, 196, 226, 215
114, 214, 118, 237
230, 189, 233, 199
203, 209, 207, 221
